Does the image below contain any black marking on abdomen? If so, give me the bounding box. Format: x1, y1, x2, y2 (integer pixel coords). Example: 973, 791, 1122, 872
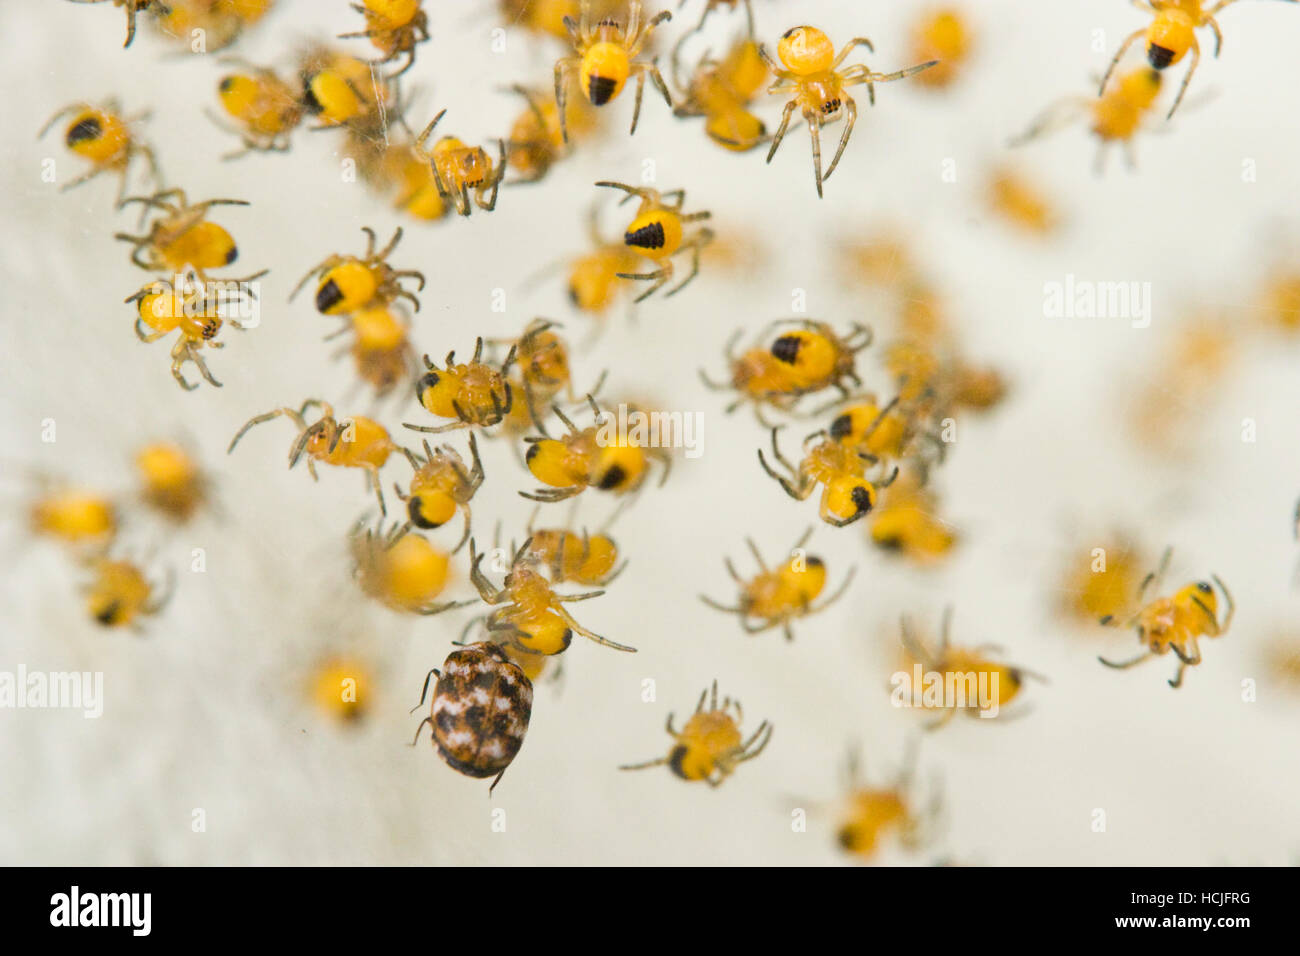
301, 80, 323, 114
316, 278, 343, 312
770, 334, 803, 364
598, 464, 627, 489
625, 221, 665, 250
588, 75, 618, 105
668, 744, 690, 779
66, 117, 102, 147
1147, 44, 1175, 69
409, 497, 440, 529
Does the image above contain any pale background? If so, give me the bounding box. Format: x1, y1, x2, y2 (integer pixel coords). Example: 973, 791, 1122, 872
2, 0, 1298, 865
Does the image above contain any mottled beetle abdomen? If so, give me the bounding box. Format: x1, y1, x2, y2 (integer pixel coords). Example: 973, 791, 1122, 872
421, 642, 534, 789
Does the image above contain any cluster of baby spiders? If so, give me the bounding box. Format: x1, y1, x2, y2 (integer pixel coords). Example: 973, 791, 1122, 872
46, 0, 1277, 867
20, 439, 222, 633
116, 187, 267, 390
41, 93, 272, 391
1010, 0, 1299, 172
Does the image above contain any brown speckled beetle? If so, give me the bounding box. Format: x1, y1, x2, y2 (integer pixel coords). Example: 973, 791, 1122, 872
411, 642, 534, 793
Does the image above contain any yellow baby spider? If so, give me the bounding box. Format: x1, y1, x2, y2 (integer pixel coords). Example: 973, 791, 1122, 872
493, 319, 602, 432
228, 399, 401, 515
311, 655, 373, 724
406, 338, 516, 434
700, 528, 855, 642
620, 679, 772, 786
867, 470, 958, 564
522, 396, 671, 503
1098, 547, 1234, 688
27, 483, 119, 553
596, 180, 714, 302
393, 433, 484, 549
1012, 67, 1164, 173
758, 426, 899, 528
670, 26, 770, 151
701, 320, 873, 422
83, 556, 173, 631
134, 441, 211, 524
125, 270, 265, 390
326, 304, 419, 399
410, 110, 506, 217
834, 741, 940, 861
761, 25, 937, 197
292, 226, 424, 315
504, 84, 596, 184
909, 8, 973, 90
114, 188, 259, 280
40, 99, 159, 204
350, 519, 471, 615
338, 0, 430, 78
212, 60, 305, 159
520, 520, 626, 588
899, 609, 1043, 729
1099, 0, 1298, 120
466, 536, 636, 655
554, 0, 673, 142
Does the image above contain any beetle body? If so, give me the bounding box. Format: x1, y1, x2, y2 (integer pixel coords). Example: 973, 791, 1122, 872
421, 642, 534, 783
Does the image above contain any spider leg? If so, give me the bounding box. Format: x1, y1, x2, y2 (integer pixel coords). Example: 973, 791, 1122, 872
188, 344, 222, 388
630, 69, 647, 135
822, 96, 857, 184
765, 99, 797, 164
556, 605, 637, 652
1009, 96, 1091, 147
736, 721, 772, 762
1099, 28, 1146, 96
366, 465, 387, 516
1166, 36, 1201, 118
832, 36, 875, 70
1098, 650, 1154, 670
664, 234, 707, 297
228, 407, 294, 454
756, 449, 804, 500
619, 756, 669, 772
647, 62, 673, 110
618, 266, 672, 303
554, 59, 576, 144
289, 256, 336, 302
806, 114, 825, 198
700, 595, 745, 615
171, 350, 200, 392
479, 141, 505, 212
